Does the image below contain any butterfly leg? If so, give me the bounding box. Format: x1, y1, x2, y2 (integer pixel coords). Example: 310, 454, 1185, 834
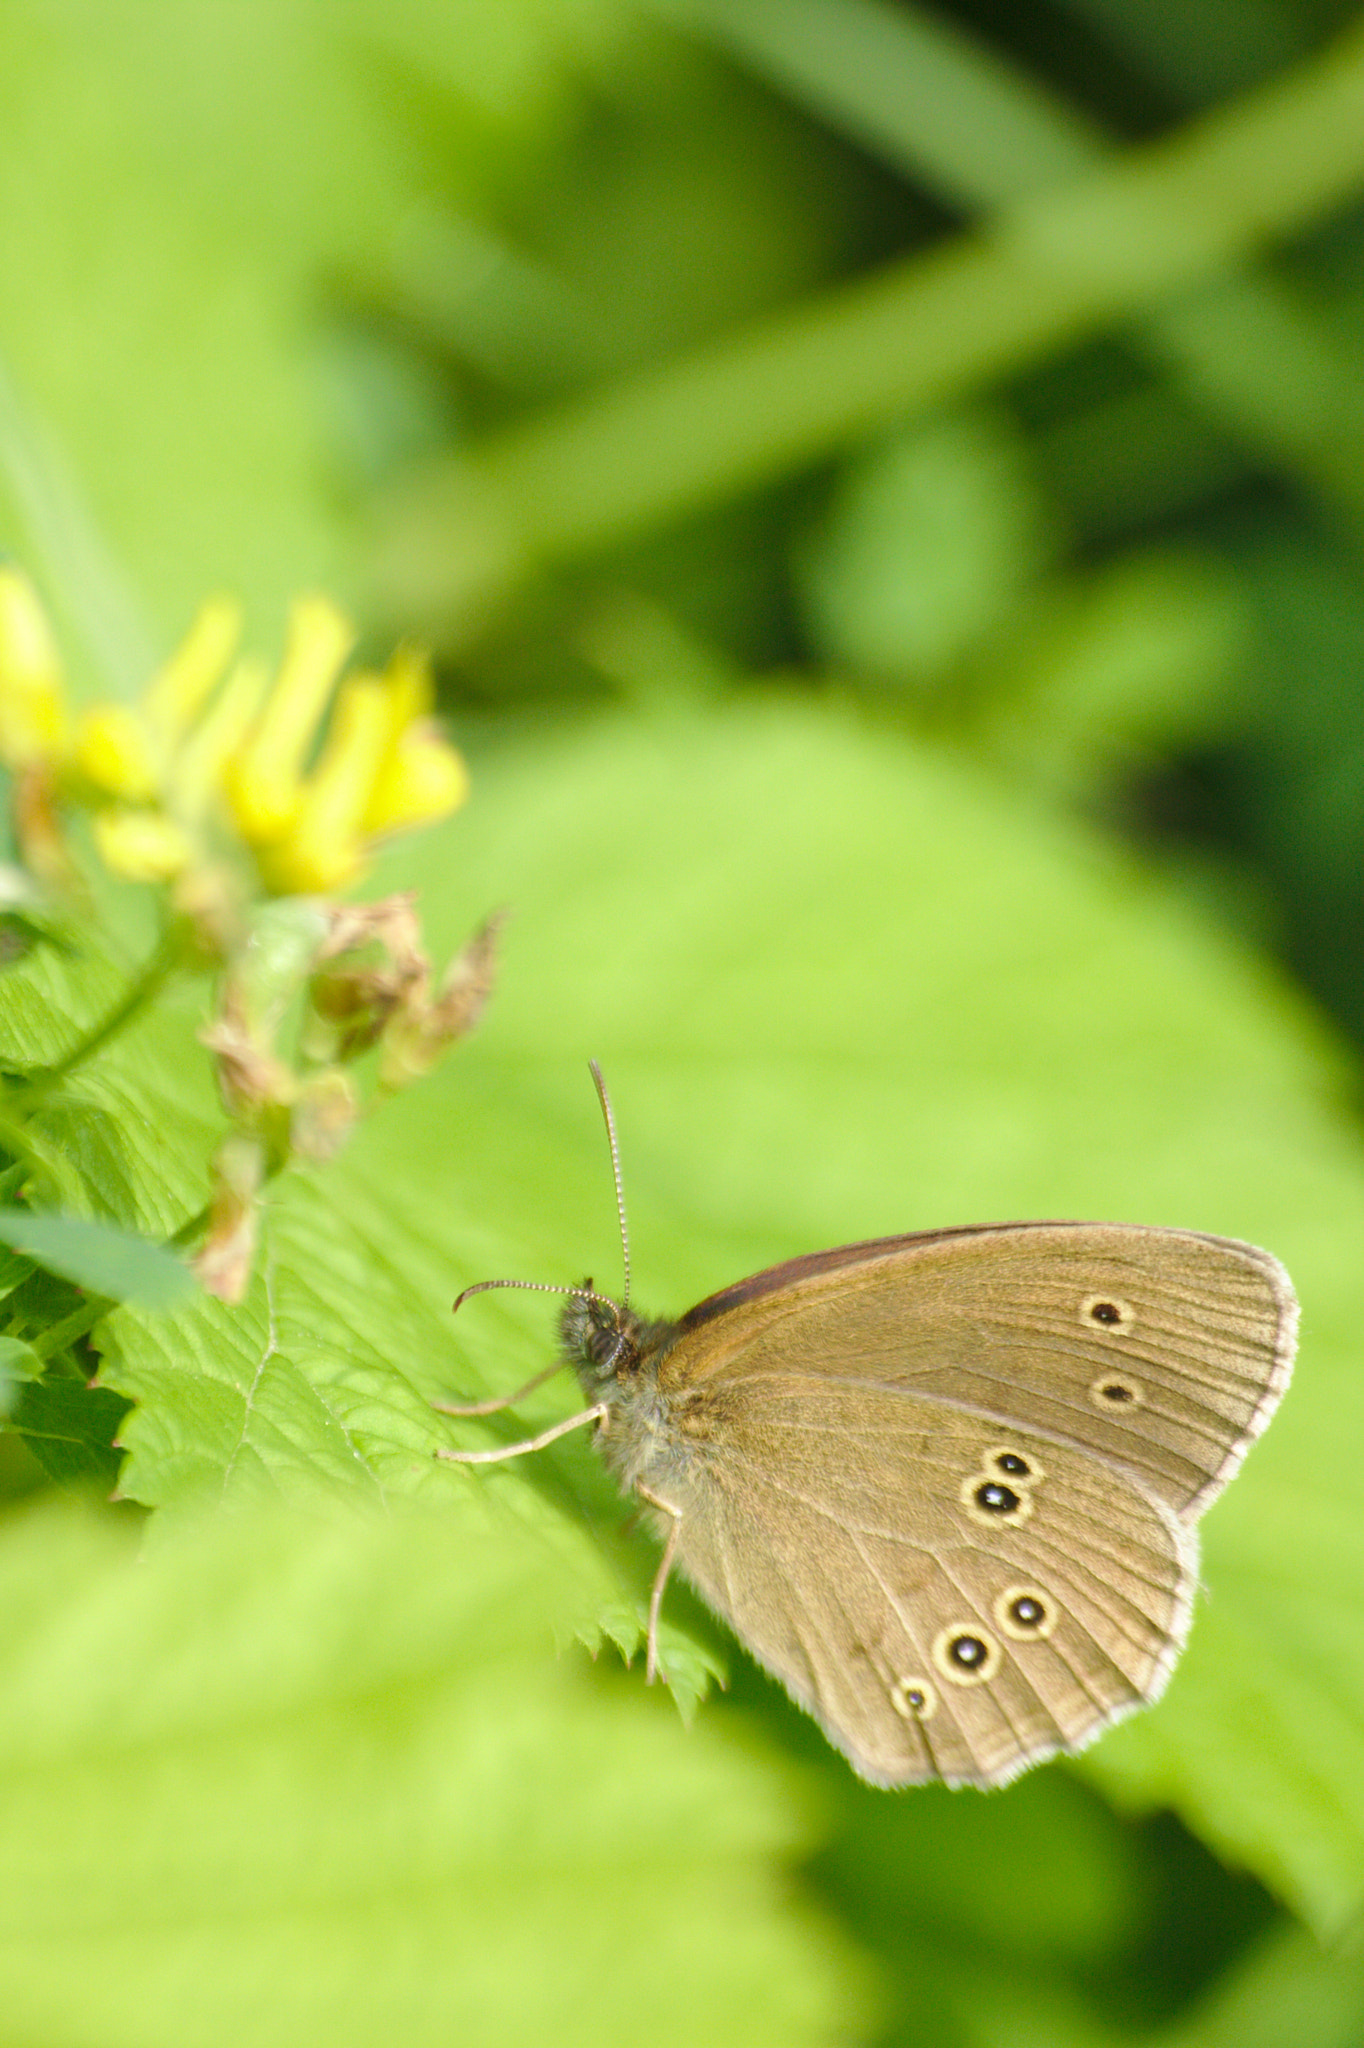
437, 1402, 608, 1464
635, 1482, 684, 1685
433, 1360, 567, 1417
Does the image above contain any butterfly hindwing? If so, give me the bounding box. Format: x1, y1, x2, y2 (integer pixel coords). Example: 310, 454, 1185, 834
652, 1380, 1193, 1786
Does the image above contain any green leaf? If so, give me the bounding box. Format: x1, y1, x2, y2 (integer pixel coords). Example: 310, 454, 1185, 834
10, 1376, 132, 1487
1152, 1923, 1364, 2048
0, 1335, 40, 1381
3, 695, 1358, 1936
0, 1493, 870, 2048
0, 951, 221, 1231
0, 1335, 41, 1416
0, 1209, 196, 1308
58, 697, 1359, 1937
0, 1243, 33, 1301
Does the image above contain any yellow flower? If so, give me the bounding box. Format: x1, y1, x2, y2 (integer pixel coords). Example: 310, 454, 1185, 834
224, 595, 355, 844
229, 618, 469, 895
142, 594, 243, 742
361, 644, 470, 836
0, 568, 69, 766
1, 576, 469, 899
171, 655, 269, 820
92, 809, 197, 882
75, 705, 160, 802
76, 595, 243, 803
256, 675, 389, 894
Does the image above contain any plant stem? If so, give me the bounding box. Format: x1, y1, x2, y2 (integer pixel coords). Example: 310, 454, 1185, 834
376, 14, 1364, 608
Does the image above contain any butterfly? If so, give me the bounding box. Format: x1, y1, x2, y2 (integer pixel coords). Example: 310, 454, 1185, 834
438, 1067, 1296, 1786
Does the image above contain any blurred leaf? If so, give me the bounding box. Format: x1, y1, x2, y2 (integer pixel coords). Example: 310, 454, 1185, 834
510, 30, 865, 387
970, 548, 1246, 796
668, 0, 1364, 536
1031, 375, 1246, 539
0, 1244, 34, 1303
819, 1768, 1144, 1968
939, 1918, 1364, 2048
0, 1336, 40, 1384
9, 1376, 131, 1487
0, 0, 629, 671
0, 1336, 41, 1420
0, 1209, 196, 1308
0, 1494, 870, 2048
915, 1919, 1364, 2048
797, 406, 1058, 684
1058, 0, 1308, 103
660, 0, 1099, 204
1212, 530, 1364, 1047
1154, 1923, 1364, 2048
379, 13, 1364, 622
0, 696, 1340, 1936
798, 404, 1245, 789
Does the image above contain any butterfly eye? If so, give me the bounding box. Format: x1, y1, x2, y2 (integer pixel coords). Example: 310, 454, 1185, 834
889, 1676, 937, 1722
932, 1624, 1001, 1686
978, 1482, 1019, 1513
995, 1584, 1056, 1640
1089, 1373, 1145, 1409
987, 1448, 1041, 1483
961, 1473, 1033, 1525
1080, 1292, 1136, 1332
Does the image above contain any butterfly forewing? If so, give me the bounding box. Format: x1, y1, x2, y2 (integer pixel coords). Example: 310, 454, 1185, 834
665, 1223, 1296, 1523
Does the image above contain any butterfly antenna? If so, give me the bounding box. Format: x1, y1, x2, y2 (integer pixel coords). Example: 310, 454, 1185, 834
445, 1275, 620, 1417
453, 1275, 598, 1314
589, 1059, 631, 1309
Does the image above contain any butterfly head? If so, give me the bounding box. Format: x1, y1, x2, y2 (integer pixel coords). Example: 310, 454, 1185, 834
561, 1282, 682, 1407
560, 1282, 643, 1394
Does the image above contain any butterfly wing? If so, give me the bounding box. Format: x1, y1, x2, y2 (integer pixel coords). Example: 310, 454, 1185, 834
651, 1383, 1191, 1785
643, 1223, 1294, 1786
665, 1223, 1297, 1521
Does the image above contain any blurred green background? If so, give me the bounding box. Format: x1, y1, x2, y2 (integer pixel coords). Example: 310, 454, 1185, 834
4, 2, 1364, 2043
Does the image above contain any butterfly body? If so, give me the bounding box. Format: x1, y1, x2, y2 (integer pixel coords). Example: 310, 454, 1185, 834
558, 1221, 1296, 1788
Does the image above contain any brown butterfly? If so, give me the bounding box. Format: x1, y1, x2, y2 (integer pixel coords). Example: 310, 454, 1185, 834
438, 1067, 1296, 1787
